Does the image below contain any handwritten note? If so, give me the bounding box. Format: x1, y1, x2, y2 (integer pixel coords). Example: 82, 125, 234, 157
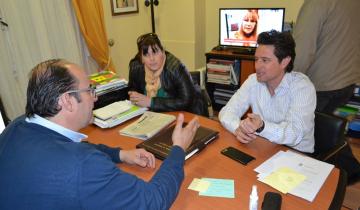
188, 178, 211, 192
199, 178, 235, 198
263, 167, 306, 194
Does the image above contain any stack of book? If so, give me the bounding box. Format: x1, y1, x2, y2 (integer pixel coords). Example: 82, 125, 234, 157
89, 70, 128, 96
213, 88, 237, 105
206, 59, 240, 85
93, 100, 147, 128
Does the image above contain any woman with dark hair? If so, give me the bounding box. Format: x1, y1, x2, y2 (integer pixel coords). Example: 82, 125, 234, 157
128, 33, 208, 116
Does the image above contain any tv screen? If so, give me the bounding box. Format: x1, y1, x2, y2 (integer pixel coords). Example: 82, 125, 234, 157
219, 8, 285, 48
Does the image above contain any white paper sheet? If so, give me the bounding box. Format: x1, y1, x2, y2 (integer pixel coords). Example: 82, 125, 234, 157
254, 150, 334, 202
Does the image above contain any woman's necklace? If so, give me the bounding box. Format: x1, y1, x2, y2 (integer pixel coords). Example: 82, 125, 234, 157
150, 71, 156, 85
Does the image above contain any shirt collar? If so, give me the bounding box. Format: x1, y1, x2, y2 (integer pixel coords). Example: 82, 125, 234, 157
273, 73, 291, 95
25, 114, 87, 143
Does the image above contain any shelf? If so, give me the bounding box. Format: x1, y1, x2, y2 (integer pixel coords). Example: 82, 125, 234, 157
205, 50, 255, 111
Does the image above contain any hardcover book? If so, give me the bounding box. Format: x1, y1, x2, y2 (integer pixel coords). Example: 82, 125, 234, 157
136, 124, 219, 160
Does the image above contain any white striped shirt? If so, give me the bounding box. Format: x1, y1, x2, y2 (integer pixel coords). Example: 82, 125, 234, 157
219, 72, 316, 153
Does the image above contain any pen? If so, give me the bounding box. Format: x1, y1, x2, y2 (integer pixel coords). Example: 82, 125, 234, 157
137, 116, 148, 124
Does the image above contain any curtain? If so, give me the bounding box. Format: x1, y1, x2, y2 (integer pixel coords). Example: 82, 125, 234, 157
72, 0, 116, 72
0, 0, 90, 119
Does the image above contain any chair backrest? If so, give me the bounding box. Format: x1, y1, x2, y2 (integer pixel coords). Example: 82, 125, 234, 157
313, 112, 347, 161
190, 71, 212, 117
189, 71, 201, 87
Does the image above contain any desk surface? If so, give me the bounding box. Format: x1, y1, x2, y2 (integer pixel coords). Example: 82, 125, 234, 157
81, 112, 339, 210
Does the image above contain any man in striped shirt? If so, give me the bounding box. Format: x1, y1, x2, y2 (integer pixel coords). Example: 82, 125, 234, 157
219, 30, 316, 153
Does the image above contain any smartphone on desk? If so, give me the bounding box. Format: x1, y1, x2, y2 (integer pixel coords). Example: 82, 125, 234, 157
221, 146, 255, 165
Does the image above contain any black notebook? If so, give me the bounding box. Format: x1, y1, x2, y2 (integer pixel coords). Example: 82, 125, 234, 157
136, 124, 219, 160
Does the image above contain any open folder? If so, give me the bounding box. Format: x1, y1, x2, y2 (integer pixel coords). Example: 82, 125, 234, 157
119, 111, 176, 140
137, 124, 219, 160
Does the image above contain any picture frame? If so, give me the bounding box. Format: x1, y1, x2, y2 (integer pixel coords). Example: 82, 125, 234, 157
111, 0, 139, 16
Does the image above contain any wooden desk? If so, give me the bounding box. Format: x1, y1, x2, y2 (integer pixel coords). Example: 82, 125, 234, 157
81, 112, 340, 210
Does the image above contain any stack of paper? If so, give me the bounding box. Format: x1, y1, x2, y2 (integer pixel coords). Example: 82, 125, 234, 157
93, 101, 132, 120
254, 150, 334, 202
93, 100, 147, 128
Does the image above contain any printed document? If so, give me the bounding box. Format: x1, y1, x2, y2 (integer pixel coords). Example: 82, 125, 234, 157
254, 150, 334, 202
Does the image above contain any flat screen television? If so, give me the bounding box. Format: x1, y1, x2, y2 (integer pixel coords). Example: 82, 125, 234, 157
219, 8, 285, 50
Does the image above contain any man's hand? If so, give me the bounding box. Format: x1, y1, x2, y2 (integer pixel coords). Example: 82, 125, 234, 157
240, 113, 263, 134
235, 113, 263, 143
128, 91, 151, 108
172, 113, 199, 151
247, 113, 263, 132
234, 125, 257, 143
119, 148, 156, 168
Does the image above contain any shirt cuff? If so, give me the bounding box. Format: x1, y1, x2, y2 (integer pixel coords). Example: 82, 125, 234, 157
109, 147, 122, 163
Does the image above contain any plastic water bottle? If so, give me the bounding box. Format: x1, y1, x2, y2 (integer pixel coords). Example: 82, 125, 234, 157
249, 185, 258, 210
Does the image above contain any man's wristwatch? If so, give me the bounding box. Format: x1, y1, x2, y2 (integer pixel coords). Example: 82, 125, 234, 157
256, 120, 265, 133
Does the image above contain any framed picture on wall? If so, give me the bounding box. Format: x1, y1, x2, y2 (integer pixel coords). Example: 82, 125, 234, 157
111, 0, 139, 16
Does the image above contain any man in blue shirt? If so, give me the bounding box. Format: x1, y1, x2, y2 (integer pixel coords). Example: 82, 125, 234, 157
0, 59, 199, 210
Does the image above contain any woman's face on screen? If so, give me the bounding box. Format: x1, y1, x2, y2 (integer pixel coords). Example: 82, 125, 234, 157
242, 17, 256, 35
241, 11, 258, 35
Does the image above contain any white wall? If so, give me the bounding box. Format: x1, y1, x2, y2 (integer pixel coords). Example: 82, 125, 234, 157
205, 0, 304, 52
103, 0, 304, 79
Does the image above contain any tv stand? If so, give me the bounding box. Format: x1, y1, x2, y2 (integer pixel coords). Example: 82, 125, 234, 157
212, 45, 224, 51
231, 47, 255, 55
